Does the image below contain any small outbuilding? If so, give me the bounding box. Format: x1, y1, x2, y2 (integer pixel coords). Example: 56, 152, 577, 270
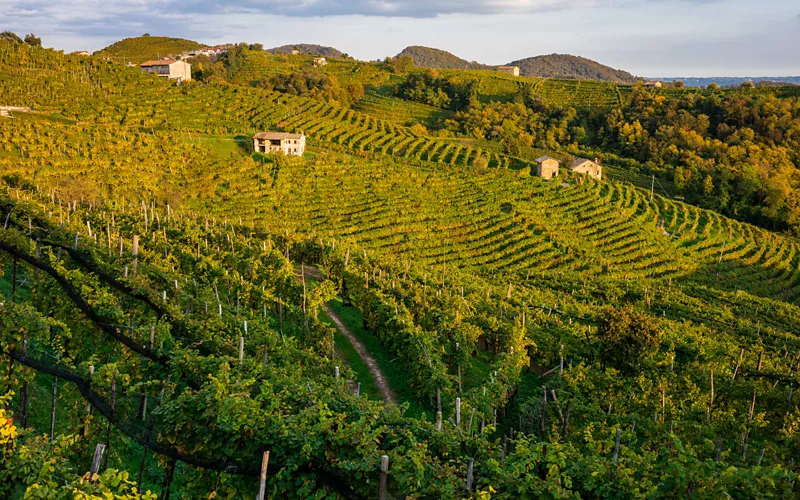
644, 81, 662, 89
497, 66, 520, 77
535, 156, 560, 179
568, 158, 602, 180
253, 132, 306, 156
313, 57, 327, 67
140, 60, 192, 82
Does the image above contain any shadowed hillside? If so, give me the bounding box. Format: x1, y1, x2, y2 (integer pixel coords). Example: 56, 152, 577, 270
508, 53, 637, 82
397, 46, 488, 69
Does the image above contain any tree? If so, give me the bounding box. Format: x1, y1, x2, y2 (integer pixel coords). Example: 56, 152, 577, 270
596, 306, 662, 373
707, 82, 719, 91
673, 81, 684, 89
741, 81, 755, 89
24, 33, 42, 47
389, 55, 414, 74
0, 31, 22, 43
249, 43, 263, 51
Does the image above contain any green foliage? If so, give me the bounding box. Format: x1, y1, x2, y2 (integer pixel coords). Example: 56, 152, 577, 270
23, 33, 42, 47
256, 70, 364, 107
0, 31, 22, 43
596, 305, 662, 373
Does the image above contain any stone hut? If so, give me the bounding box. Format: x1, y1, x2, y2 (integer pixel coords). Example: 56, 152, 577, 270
568, 158, 603, 180
535, 156, 560, 179
497, 66, 520, 77
253, 132, 306, 156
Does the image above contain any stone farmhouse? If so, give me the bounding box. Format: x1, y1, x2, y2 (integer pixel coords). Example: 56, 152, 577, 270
569, 158, 602, 180
140, 60, 192, 82
313, 57, 327, 67
253, 132, 306, 156
497, 66, 520, 76
535, 156, 560, 179
644, 81, 662, 89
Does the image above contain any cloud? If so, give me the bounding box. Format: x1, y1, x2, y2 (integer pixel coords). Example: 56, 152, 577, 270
0, 0, 630, 21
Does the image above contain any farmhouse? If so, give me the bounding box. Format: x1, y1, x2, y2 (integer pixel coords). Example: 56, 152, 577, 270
71, 51, 91, 56
253, 132, 306, 156
535, 156, 560, 179
644, 81, 662, 89
569, 158, 602, 180
140, 60, 192, 82
313, 57, 327, 67
497, 66, 520, 77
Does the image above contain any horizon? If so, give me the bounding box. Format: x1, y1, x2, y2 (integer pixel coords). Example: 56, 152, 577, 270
2, 0, 799, 77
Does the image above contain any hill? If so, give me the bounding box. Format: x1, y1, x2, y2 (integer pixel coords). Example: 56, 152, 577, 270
508, 53, 637, 82
266, 43, 344, 58
96, 35, 204, 64
396, 45, 488, 70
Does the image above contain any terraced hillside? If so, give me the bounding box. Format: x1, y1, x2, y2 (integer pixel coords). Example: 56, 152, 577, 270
5, 37, 800, 499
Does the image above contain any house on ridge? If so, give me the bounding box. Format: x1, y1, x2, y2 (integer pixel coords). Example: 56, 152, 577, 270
140, 60, 192, 82
313, 57, 327, 67
253, 132, 306, 156
535, 156, 560, 179
644, 81, 662, 89
568, 158, 602, 180
497, 66, 520, 77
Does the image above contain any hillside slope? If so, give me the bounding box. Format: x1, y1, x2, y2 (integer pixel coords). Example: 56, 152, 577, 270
266, 44, 344, 58
509, 53, 637, 82
96, 35, 204, 64
396, 46, 488, 70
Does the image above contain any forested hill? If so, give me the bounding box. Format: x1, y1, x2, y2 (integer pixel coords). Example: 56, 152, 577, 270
396, 46, 488, 69
508, 54, 637, 82
96, 35, 204, 64
266, 44, 344, 57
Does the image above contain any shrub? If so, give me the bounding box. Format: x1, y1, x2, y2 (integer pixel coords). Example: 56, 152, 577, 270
596, 305, 662, 373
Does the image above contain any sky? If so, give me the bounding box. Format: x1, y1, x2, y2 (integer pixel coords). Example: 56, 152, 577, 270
1, 0, 799, 77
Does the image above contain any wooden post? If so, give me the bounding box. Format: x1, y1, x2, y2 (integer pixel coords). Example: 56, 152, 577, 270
132, 235, 139, 276
256, 451, 270, 500
103, 369, 116, 471
612, 427, 621, 464
162, 458, 176, 500
239, 336, 244, 363
466, 457, 474, 492
49, 370, 58, 441
89, 444, 105, 482
732, 348, 744, 380
379, 455, 389, 500
19, 335, 28, 428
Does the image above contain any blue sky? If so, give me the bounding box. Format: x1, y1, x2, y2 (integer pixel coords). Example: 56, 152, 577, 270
1, 0, 798, 77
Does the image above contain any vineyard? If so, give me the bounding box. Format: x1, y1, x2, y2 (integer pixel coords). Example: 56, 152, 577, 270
3, 38, 800, 499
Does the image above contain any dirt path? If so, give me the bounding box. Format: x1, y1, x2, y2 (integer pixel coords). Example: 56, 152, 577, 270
322, 303, 397, 404
298, 265, 397, 404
